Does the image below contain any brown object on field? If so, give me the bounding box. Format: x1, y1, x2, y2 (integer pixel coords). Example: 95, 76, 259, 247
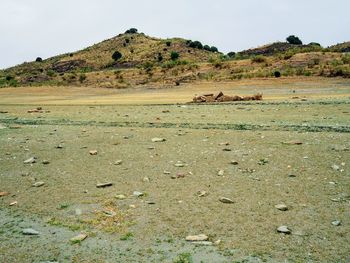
193, 92, 262, 103
0, 192, 10, 197
27, 107, 50, 113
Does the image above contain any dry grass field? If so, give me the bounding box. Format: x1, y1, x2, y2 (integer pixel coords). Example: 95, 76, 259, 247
0, 78, 349, 262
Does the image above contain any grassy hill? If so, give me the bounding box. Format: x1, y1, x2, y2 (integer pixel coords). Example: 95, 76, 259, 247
0, 29, 349, 89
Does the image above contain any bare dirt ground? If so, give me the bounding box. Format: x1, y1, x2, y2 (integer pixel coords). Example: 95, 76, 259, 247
0, 78, 349, 262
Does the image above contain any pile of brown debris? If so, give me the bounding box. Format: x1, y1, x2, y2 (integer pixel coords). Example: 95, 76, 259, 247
192, 91, 262, 103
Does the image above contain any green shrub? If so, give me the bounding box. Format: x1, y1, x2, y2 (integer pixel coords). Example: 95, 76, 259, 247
251, 55, 267, 63
227, 52, 236, 58
125, 28, 138, 34
166, 41, 171, 47
35, 57, 43, 62
286, 35, 303, 45
203, 45, 211, 51
112, 51, 122, 61
79, 74, 87, 83
274, 71, 281, 78
170, 51, 179, 61
188, 40, 203, 49
210, 46, 218, 52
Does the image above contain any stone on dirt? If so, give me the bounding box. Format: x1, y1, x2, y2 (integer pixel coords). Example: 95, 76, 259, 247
133, 191, 144, 197
151, 137, 166, 142
331, 220, 341, 226
70, 233, 87, 243
96, 182, 113, 188
219, 197, 234, 204
24, 157, 36, 164
115, 194, 126, 200
22, 228, 40, 235
185, 234, 209, 242
42, 160, 50, 165
114, 160, 123, 165
0, 192, 10, 197
275, 204, 288, 211
230, 161, 239, 165
277, 225, 291, 234
32, 182, 45, 187
89, 150, 98, 155
217, 170, 225, 176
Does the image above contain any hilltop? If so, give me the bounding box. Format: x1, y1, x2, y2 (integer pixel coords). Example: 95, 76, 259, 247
0, 29, 349, 89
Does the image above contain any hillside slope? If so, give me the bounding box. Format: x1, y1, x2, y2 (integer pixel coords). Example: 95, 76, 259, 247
0, 30, 349, 89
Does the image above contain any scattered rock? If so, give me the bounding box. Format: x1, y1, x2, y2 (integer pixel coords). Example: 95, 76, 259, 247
152, 137, 166, 142
197, 190, 208, 197
42, 160, 50, 165
142, 177, 150, 182
171, 173, 186, 179
56, 144, 64, 149
277, 225, 291, 234
24, 157, 36, 164
133, 191, 144, 197
0, 192, 10, 197
115, 194, 126, 200
114, 160, 123, 165
146, 201, 156, 205
89, 150, 98, 155
275, 204, 288, 211
331, 164, 340, 171
147, 146, 155, 150
331, 220, 341, 226
96, 182, 113, 188
22, 228, 40, 235
230, 161, 239, 165
32, 182, 45, 187
282, 141, 303, 145
191, 241, 213, 246
288, 174, 297, 178
174, 162, 185, 167
219, 197, 234, 204
163, 171, 171, 174
217, 170, 225, 176
70, 233, 87, 243
222, 148, 232, 152
9, 201, 18, 206
186, 234, 208, 242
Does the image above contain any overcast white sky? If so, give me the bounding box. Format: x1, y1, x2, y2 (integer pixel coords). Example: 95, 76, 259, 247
1, 0, 349, 69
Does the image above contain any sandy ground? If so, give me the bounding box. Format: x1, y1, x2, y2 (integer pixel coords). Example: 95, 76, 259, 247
0, 78, 349, 262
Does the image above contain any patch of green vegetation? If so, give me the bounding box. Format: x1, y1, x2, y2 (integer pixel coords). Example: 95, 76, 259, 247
47, 217, 84, 231
120, 232, 133, 241
173, 252, 193, 263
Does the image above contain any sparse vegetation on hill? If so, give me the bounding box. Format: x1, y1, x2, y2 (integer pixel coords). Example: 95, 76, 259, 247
0, 31, 349, 88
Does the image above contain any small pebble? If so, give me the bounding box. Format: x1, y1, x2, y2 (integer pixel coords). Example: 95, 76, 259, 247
277, 225, 291, 234
331, 220, 341, 226
22, 228, 40, 235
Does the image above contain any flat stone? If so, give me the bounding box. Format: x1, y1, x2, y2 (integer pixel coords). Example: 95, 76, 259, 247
191, 241, 213, 246
24, 157, 36, 164
115, 194, 126, 200
332, 164, 340, 171
42, 160, 50, 165
133, 191, 144, 197
56, 145, 64, 149
151, 137, 166, 142
230, 161, 239, 165
277, 225, 291, 234
9, 201, 18, 206
70, 233, 87, 243
275, 204, 288, 211
217, 170, 224, 176
32, 182, 45, 187
219, 197, 234, 204
142, 177, 150, 182
185, 234, 208, 242
197, 190, 208, 197
96, 182, 113, 188
331, 220, 341, 226
22, 228, 40, 235
89, 150, 98, 155
114, 160, 123, 165
174, 162, 185, 167
222, 148, 232, 152
163, 171, 171, 174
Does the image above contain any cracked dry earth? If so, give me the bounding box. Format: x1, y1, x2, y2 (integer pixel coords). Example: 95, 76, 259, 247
0, 100, 349, 263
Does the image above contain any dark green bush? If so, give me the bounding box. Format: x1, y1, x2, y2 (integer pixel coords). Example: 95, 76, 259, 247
203, 45, 211, 51
286, 35, 303, 45
36, 57, 43, 62
188, 41, 203, 49
274, 71, 281, 78
166, 41, 171, 47
112, 51, 122, 61
227, 52, 236, 58
210, 46, 218, 53
170, 51, 179, 61
125, 28, 138, 34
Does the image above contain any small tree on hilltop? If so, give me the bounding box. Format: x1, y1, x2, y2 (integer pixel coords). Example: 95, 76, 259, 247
286, 35, 303, 45
125, 28, 138, 34
36, 57, 43, 62
210, 46, 218, 53
112, 51, 122, 61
